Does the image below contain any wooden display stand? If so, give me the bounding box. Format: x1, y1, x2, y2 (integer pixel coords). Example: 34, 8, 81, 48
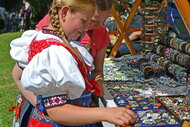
108, 0, 142, 58
175, 0, 190, 34
182, 121, 190, 127
108, 0, 190, 56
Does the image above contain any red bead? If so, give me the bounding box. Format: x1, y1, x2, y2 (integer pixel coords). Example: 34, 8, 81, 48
125, 105, 131, 109
155, 103, 162, 108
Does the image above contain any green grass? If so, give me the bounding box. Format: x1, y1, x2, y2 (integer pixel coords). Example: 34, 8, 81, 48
0, 32, 22, 127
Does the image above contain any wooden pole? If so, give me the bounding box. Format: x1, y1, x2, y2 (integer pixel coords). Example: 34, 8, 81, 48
175, 0, 190, 34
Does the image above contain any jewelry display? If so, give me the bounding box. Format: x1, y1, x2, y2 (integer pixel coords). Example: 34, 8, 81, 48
102, 0, 190, 126
103, 54, 190, 126
141, 1, 169, 52
145, 51, 188, 86
156, 95, 190, 123
137, 58, 156, 79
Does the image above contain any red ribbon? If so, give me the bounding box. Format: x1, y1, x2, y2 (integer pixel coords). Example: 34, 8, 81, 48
9, 105, 21, 119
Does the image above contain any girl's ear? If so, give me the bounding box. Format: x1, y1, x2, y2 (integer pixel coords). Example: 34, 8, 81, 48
60, 5, 70, 22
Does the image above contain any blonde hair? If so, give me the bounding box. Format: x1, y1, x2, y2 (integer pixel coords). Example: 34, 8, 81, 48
49, 0, 95, 61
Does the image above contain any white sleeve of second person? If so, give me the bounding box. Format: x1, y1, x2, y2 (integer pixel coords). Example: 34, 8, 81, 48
21, 45, 86, 100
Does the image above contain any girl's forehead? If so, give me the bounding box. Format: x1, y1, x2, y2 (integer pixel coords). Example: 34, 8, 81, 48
93, 9, 110, 20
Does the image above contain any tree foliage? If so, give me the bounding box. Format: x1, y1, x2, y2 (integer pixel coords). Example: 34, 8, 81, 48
113, 0, 155, 15
27, 0, 155, 22
27, 0, 127, 22
28, 0, 52, 22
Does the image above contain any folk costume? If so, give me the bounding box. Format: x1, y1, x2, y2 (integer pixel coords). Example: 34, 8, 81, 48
10, 29, 101, 127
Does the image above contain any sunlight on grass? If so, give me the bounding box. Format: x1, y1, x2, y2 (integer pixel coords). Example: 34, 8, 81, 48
0, 32, 22, 127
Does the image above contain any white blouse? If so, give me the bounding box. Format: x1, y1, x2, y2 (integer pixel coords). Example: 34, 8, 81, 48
10, 30, 94, 99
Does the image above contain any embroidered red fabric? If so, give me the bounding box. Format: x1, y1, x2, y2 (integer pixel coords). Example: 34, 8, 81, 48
43, 94, 67, 109
28, 38, 93, 92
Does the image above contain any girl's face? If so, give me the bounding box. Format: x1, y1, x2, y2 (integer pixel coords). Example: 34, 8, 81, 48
88, 9, 110, 30
59, 6, 94, 40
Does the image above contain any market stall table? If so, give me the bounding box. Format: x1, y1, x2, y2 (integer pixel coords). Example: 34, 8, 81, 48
100, 56, 190, 127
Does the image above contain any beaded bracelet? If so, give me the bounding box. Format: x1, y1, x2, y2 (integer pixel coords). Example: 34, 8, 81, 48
162, 60, 171, 70
139, 62, 150, 70
166, 36, 173, 46
159, 35, 166, 44
159, 57, 166, 66
163, 48, 169, 58
169, 37, 175, 48
172, 38, 179, 49
142, 65, 156, 78
171, 64, 179, 75
169, 49, 178, 62
160, 46, 167, 56
172, 51, 180, 63
167, 64, 174, 74
187, 44, 190, 55
177, 53, 183, 66
179, 41, 188, 52
175, 39, 184, 50
185, 43, 190, 54
185, 57, 190, 68
145, 43, 154, 51
183, 55, 190, 67
145, 52, 153, 60
152, 54, 160, 62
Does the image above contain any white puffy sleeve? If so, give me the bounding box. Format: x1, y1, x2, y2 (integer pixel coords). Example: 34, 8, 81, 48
21, 45, 86, 100
10, 30, 38, 68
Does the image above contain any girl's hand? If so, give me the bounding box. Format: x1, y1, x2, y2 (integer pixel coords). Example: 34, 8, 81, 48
104, 107, 137, 126
94, 75, 103, 84
94, 75, 104, 96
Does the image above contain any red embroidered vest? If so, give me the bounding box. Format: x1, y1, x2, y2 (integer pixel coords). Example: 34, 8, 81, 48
28, 37, 102, 95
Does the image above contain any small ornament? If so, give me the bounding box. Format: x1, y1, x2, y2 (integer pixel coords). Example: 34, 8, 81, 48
125, 105, 131, 109
155, 103, 162, 108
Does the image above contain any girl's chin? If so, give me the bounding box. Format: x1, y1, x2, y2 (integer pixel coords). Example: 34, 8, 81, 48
68, 36, 79, 41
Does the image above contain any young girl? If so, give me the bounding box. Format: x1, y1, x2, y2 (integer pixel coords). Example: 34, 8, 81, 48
10, 0, 137, 126
11, 1, 114, 126
12, 0, 114, 110
35, 0, 113, 90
